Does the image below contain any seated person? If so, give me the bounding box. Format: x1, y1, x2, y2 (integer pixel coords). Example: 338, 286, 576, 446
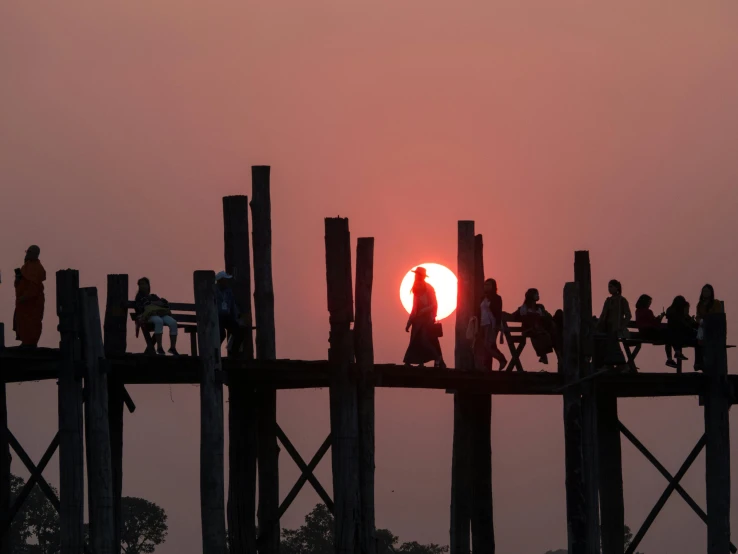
513, 288, 558, 366
665, 295, 696, 364
134, 277, 179, 356
634, 294, 674, 368
215, 271, 245, 357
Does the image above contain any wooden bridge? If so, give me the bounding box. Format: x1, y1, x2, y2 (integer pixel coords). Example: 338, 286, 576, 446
0, 165, 733, 554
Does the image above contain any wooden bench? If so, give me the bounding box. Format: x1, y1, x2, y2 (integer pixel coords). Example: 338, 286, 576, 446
127, 301, 199, 356
500, 312, 563, 372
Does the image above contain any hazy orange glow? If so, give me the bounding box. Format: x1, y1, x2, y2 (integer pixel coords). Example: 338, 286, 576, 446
399, 263, 458, 321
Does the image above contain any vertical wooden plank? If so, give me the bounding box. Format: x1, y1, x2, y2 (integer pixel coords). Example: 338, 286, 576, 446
57, 270, 85, 554
451, 221, 475, 554
469, 234, 494, 553
194, 271, 227, 554
223, 195, 258, 554
574, 252, 600, 554
0, 323, 9, 554
250, 168, 280, 554
562, 282, 587, 554
703, 313, 730, 554
79, 287, 115, 554
598, 392, 624, 554
325, 217, 359, 554
355, 237, 376, 554
104, 274, 128, 554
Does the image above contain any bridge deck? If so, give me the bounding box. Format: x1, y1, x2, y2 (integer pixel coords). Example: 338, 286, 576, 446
0, 347, 727, 398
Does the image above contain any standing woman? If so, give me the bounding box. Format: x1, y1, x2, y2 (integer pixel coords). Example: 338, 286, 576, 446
404, 267, 446, 368
480, 278, 508, 370
14, 245, 46, 348
695, 284, 723, 370
595, 279, 631, 370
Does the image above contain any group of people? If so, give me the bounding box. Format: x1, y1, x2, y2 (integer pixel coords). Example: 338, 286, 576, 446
134, 271, 247, 356
402, 267, 724, 373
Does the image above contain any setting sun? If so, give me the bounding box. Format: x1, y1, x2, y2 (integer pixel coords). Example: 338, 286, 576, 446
399, 263, 458, 321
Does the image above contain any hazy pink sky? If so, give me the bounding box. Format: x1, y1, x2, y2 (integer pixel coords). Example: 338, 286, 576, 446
2, 1, 738, 552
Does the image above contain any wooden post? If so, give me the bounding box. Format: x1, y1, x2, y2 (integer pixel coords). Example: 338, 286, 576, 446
598, 392, 624, 554
104, 274, 128, 554
194, 271, 227, 554
57, 270, 85, 554
355, 237, 376, 554
450, 221, 475, 554
562, 282, 587, 554
223, 195, 257, 554
0, 323, 9, 554
79, 287, 115, 554
469, 234, 494, 553
325, 217, 360, 554
251, 168, 280, 554
703, 313, 730, 554
574, 251, 600, 554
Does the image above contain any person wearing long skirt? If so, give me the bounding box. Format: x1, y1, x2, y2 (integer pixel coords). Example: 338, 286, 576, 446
14, 245, 46, 348
595, 279, 631, 371
403, 267, 446, 368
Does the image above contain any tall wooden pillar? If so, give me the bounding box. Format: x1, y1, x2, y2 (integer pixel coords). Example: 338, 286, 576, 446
251, 167, 280, 554
223, 195, 258, 554
104, 274, 128, 554
79, 287, 115, 554
355, 237, 376, 554
325, 217, 360, 554
450, 221, 475, 554
194, 271, 227, 554
598, 392, 624, 554
57, 270, 85, 554
703, 313, 730, 554
562, 283, 587, 554
469, 234, 494, 553
574, 251, 600, 554
0, 323, 9, 554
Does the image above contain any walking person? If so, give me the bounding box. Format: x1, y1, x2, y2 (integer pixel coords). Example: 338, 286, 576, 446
479, 278, 508, 370
694, 284, 722, 371
134, 277, 179, 356
595, 279, 631, 371
403, 267, 446, 368
215, 271, 246, 357
14, 245, 46, 348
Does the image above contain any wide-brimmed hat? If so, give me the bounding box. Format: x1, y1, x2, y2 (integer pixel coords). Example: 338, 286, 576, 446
215, 271, 233, 282
412, 267, 427, 279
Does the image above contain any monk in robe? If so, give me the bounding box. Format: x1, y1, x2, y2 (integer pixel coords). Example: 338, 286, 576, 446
14, 245, 46, 348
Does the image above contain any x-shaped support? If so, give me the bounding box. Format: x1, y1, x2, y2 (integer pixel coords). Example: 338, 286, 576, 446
3, 430, 60, 537
619, 422, 737, 554
276, 425, 333, 518
502, 322, 525, 372
621, 343, 641, 373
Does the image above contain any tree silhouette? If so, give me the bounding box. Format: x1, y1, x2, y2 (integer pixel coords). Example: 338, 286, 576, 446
543, 525, 644, 554
120, 497, 168, 554
280, 504, 447, 554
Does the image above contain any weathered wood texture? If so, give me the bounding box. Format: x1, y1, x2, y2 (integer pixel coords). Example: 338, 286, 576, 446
703, 313, 730, 554
251, 169, 280, 554
80, 287, 115, 554
194, 271, 227, 554
562, 282, 587, 554
597, 392, 624, 554
56, 270, 85, 554
574, 252, 600, 554
355, 237, 376, 554
450, 221, 475, 554
223, 195, 258, 554
0, 323, 9, 554
469, 234, 494, 554
104, 274, 128, 554
325, 217, 360, 554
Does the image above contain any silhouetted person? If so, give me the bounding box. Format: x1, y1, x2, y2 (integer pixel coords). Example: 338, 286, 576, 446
404, 267, 446, 368
134, 277, 179, 356
693, 284, 722, 371
513, 288, 557, 366
479, 278, 507, 371
665, 295, 696, 367
14, 245, 46, 348
215, 271, 245, 357
634, 294, 674, 368
595, 279, 631, 371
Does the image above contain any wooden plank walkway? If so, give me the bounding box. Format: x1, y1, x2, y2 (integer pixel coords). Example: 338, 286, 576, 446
0, 348, 730, 397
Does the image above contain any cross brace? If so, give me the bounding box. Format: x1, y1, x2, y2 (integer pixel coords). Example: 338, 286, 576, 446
620, 421, 737, 554
276, 425, 333, 518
